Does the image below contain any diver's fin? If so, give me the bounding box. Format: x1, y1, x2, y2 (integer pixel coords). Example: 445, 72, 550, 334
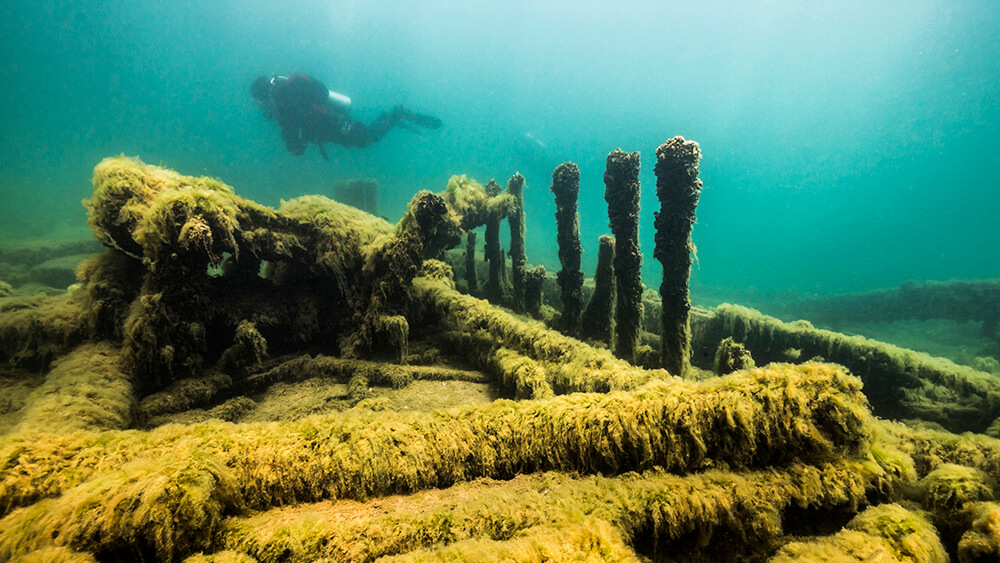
406, 112, 442, 130
397, 121, 422, 135
396, 107, 442, 130
318, 144, 330, 161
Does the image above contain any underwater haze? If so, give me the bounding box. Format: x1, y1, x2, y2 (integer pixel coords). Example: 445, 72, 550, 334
1, 0, 997, 301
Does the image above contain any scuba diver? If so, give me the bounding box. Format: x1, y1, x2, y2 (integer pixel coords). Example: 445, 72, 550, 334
250, 73, 441, 160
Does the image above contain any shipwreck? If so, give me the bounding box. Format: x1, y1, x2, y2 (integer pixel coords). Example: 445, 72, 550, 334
1, 139, 1000, 562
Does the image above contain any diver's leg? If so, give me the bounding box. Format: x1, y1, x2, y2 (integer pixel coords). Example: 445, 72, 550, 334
280, 123, 306, 155
337, 117, 378, 147
309, 114, 375, 148
332, 107, 442, 148
364, 106, 442, 144
364, 108, 404, 144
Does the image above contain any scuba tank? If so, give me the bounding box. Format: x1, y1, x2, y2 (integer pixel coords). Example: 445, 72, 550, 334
328, 90, 352, 112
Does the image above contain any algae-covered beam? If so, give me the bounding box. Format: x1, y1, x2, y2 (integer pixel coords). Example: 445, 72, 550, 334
770, 503, 946, 562
437, 330, 554, 400
12, 341, 133, 434
551, 162, 584, 335
581, 235, 616, 345
880, 420, 1000, 479
604, 149, 644, 363
213, 458, 898, 563
0, 239, 102, 269
138, 354, 488, 421
768, 280, 1000, 342
0, 358, 892, 561
653, 136, 703, 377
0, 362, 875, 526
0, 293, 88, 371
412, 276, 652, 393
694, 304, 1000, 433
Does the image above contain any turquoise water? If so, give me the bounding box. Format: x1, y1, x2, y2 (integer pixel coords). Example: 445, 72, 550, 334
1, 0, 997, 300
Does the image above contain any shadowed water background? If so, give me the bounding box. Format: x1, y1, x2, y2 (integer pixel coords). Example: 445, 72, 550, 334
1, 0, 997, 301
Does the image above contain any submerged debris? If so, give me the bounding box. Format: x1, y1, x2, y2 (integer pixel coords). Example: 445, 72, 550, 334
771, 280, 1000, 342
2, 154, 1000, 561
714, 336, 755, 375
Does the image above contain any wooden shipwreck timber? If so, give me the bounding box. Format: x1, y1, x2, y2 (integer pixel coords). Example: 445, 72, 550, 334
2, 145, 1000, 562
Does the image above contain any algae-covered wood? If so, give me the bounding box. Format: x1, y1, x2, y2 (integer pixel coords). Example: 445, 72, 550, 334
2, 157, 1000, 561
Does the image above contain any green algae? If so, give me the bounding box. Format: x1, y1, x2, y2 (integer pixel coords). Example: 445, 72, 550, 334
3, 155, 1000, 560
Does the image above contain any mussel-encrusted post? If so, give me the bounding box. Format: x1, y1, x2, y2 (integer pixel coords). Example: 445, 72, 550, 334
653, 136, 702, 377
604, 149, 643, 363
507, 173, 527, 312
581, 234, 616, 345
465, 231, 478, 292
551, 162, 584, 335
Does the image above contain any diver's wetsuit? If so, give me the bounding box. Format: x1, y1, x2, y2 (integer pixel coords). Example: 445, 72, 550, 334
262, 74, 439, 158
